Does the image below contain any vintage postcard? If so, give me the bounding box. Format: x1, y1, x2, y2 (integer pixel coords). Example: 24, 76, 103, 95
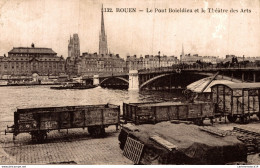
0, 0, 260, 166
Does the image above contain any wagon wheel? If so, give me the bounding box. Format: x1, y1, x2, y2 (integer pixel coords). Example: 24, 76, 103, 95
227, 115, 237, 123
257, 113, 260, 120
31, 130, 47, 143
101, 127, 105, 135
90, 126, 105, 138
37, 131, 47, 142
240, 116, 249, 124
88, 127, 94, 135
193, 118, 204, 126
209, 117, 214, 125
31, 131, 37, 142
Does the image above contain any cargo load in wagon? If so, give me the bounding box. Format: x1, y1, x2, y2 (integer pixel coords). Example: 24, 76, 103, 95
122, 101, 215, 125
118, 122, 247, 165
5, 103, 120, 142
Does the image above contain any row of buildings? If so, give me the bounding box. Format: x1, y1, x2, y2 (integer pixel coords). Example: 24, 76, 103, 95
126, 54, 179, 70
1, 41, 259, 79
1, 5, 259, 80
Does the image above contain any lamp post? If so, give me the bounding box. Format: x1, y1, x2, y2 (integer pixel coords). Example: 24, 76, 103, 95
158, 51, 161, 69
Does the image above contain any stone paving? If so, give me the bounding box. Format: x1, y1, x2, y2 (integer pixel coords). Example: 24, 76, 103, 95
0, 125, 132, 165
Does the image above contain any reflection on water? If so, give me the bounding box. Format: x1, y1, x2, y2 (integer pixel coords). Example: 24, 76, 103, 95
0, 85, 184, 122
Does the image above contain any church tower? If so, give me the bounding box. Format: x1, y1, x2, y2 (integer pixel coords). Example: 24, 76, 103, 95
99, 4, 108, 55
68, 36, 73, 58
68, 34, 80, 60
72, 34, 80, 58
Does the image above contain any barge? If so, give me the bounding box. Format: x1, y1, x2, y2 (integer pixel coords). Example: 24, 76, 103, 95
50, 83, 96, 90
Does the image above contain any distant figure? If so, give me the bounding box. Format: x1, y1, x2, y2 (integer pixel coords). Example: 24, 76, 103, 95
31, 43, 35, 48
105, 103, 109, 108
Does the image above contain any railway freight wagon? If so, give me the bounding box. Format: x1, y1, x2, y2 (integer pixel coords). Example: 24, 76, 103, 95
5, 104, 120, 142
211, 83, 260, 123
123, 101, 214, 125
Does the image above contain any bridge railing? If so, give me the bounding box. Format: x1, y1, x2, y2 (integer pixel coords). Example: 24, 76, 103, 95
82, 72, 128, 79
81, 63, 260, 78
138, 63, 260, 74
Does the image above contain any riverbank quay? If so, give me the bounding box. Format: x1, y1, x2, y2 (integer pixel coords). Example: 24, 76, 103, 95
0, 83, 63, 87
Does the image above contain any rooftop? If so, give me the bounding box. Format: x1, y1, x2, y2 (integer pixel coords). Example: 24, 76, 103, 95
211, 82, 260, 89
8, 47, 57, 54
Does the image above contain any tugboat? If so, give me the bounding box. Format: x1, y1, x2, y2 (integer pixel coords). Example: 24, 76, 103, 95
50, 82, 96, 90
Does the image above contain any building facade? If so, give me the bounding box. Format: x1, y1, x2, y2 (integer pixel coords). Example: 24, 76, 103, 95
0, 44, 65, 77
126, 54, 179, 70
75, 52, 126, 76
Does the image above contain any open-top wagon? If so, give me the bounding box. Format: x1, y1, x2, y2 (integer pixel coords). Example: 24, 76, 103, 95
122, 101, 215, 125
5, 104, 120, 142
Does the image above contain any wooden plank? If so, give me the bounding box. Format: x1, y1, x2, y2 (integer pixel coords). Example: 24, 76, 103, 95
19, 113, 34, 121
103, 108, 119, 125
155, 106, 169, 121
188, 104, 202, 118
85, 109, 102, 126
199, 127, 226, 137
168, 106, 178, 120
149, 135, 177, 151
170, 120, 192, 124
178, 105, 188, 120
72, 110, 85, 127
122, 124, 139, 132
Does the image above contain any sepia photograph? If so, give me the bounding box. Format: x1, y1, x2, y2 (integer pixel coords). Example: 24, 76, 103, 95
0, 0, 260, 166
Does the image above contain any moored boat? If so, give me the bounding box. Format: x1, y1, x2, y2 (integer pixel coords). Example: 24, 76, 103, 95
50, 82, 96, 90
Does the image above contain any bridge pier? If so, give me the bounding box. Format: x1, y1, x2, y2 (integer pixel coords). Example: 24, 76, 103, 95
128, 70, 139, 91
93, 75, 100, 86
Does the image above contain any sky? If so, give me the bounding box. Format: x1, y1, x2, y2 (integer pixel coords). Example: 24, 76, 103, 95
0, 0, 259, 59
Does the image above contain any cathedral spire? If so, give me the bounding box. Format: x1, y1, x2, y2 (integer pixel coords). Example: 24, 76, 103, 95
101, 4, 105, 36
99, 4, 108, 55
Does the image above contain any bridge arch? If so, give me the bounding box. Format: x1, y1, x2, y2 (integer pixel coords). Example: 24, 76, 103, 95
100, 76, 129, 85
140, 73, 172, 89
139, 71, 243, 90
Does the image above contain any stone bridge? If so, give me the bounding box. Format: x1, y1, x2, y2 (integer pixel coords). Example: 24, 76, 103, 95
82, 67, 260, 91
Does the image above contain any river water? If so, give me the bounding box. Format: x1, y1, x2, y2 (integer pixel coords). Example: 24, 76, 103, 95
0, 85, 183, 130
